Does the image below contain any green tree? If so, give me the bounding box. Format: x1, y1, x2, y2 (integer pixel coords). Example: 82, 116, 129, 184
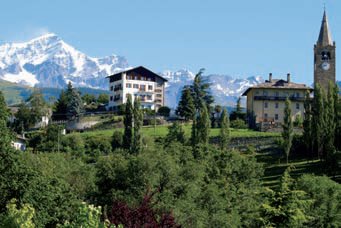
0, 91, 9, 121
260, 168, 312, 227
14, 103, 32, 133
176, 86, 195, 121
303, 91, 313, 156
165, 121, 186, 146
196, 101, 210, 146
82, 93, 96, 105
157, 106, 171, 117
324, 81, 336, 159
312, 84, 326, 159
132, 98, 143, 154
123, 95, 133, 150
296, 175, 341, 227
282, 98, 293, 164
219, 109, 230, 150
333, 84, 341, 150
191, 68, 214, 110
67, 85, 84, 120
53, 90, 69, 120
0, 199, 35, 228
27, 89, 48, 124
97, 93, 109, 104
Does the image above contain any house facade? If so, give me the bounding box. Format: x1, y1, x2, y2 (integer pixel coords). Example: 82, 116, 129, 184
242, 73, 312, 129
106, 66, 167, 111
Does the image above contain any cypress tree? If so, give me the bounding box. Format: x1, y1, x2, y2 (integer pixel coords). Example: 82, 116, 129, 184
303, 91, 313, 156
282, 98, 293, 164
333, 84, 340, 150
123, 94, 133, 150
132, 98, 143, 154
196, 101, 210, 146
312, 84, 325, 160
219, 109, 230, 150
324, 82, 336, 159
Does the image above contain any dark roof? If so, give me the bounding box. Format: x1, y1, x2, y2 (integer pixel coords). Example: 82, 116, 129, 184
106, 66, 168, 82
242, 79, 312, 96
317, 10, 333, 46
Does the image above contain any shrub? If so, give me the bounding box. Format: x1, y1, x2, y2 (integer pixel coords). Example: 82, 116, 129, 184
230, 119, 247, 129
157, 106, 171, 117
112, 131, 123, 150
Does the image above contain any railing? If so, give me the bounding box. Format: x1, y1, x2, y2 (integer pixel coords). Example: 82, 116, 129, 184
254, 96, 305, 101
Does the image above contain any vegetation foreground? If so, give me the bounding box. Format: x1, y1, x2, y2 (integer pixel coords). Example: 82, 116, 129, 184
0, 71, 340, 227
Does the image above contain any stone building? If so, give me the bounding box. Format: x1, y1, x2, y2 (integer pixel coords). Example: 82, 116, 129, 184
242, 73, 312, 130
106, 66, 167, 111
314, 10, 336, 91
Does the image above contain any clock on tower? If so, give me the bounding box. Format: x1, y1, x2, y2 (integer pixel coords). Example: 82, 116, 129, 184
314, 10, 336, 91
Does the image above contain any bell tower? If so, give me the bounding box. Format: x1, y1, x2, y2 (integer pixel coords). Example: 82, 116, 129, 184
314, 10, 336, 91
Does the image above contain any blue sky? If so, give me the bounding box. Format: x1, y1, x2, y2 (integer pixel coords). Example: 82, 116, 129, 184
0, 0, 340, 84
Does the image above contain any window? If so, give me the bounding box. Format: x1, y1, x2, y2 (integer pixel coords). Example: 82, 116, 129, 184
126, 83, 132, 88
147, 95, 152, 100
275, 103, 279, 108
126, 75, 132, 80
134, 76, 138, 80
140, 85, 146, 91
110, 86, 113, 91
148, 85, 153, 90
255, 91, 259, 95
264, 102, 268, 108
156, 94, 162, 98
141, 76, 146, 81
263, 91, 268, 96
296, 92, 300, 97
264, 113, 268, 118
296, 103, 300, 109
275, 114, 279, 120
275, 92, 279, 97
110, 96, 113, 101
133, 84, 139, 89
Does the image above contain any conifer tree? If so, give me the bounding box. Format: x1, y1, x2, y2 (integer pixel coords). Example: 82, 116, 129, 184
282, 98, 293, 164
196, 101, 210, 146
123, 94, 133, 150
191, 68, 214, 111
333, 84, 340, 150
219, 109, 230, 150
67, 87, 84, 120
324, 82, 336, 158
176, 86, 195, 121
27, 89, 48, 124
303, 91, 313, 156
132, 98, 143, 154
0, 91, 9, 122
312, 84, 325, 159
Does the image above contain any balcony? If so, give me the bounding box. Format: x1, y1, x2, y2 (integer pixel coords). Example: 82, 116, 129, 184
114, 86, 122, 91
254, 96, 305, 102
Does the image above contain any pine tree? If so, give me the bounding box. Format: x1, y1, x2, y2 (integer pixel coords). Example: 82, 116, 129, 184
303, 91, 313, 156
176, 86, 195, 121
67, 86, 84, 120
132, 98, 143, 154
53, 90, 69, 120
282, 98, 293, 164
236, 97, 242, 114
219, 109, 230, 150
191, 69, 214, 111
123, 94, 133, 150
27, 89, 48, 124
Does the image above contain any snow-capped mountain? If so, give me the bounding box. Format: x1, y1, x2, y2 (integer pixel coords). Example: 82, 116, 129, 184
161, 70, 263, 108
0, 33, 263, 107
0, 33, 128, 88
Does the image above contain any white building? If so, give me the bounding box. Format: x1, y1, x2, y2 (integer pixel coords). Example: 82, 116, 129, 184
12, 135, 26, 151
107, 66, 167, 111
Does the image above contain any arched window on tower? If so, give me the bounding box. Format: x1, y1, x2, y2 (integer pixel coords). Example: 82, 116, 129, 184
321, 51, 331, 61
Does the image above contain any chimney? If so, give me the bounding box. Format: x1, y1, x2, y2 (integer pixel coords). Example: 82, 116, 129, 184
269, 73, 272, 82
287, 73, 291, 83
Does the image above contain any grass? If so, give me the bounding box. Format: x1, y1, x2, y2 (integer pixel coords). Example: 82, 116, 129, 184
76, 124, 280, 139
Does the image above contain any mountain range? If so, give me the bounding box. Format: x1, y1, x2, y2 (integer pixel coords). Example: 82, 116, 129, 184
0, 33, 273, 107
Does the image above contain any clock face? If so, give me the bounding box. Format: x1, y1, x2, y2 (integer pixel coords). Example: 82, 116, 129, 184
321, 62, 330, 71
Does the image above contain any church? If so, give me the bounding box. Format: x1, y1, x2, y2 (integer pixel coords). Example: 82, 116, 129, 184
243, 10, 336, 130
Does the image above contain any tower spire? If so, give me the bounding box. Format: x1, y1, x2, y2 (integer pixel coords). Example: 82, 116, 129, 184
317, 9, 333, 46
